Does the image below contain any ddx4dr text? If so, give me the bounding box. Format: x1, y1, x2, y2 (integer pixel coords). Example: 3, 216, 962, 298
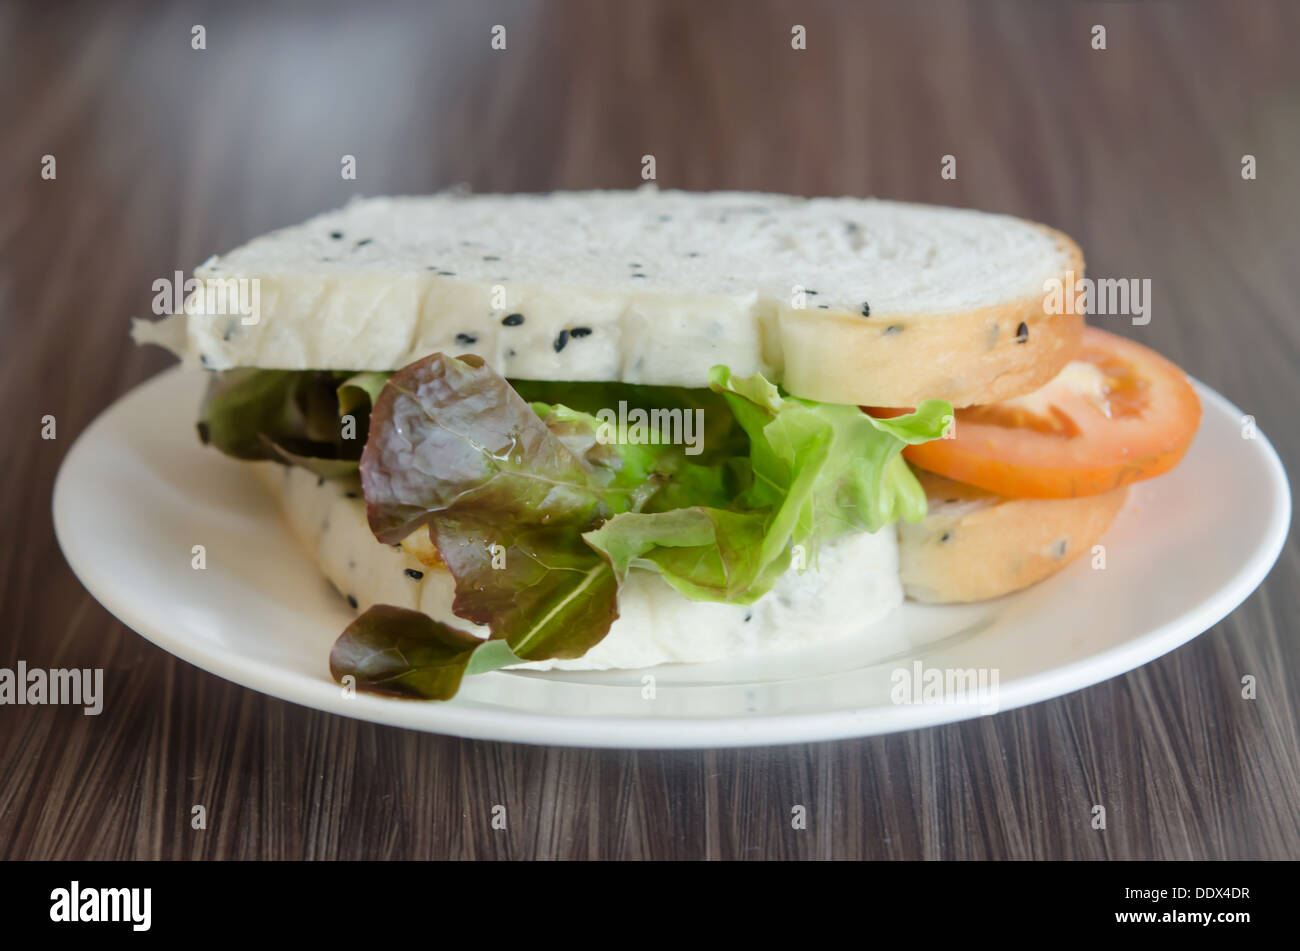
1125, 888, 1250, 902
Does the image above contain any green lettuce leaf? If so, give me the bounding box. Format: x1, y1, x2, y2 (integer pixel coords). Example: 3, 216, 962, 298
583, 506, 789, 603
582, 367, 950, 603
329, 604, 528, 699
711, 364, 949, 542
197, 368, 392, 478
337, 371, 392, 418
329, 604, 484, 700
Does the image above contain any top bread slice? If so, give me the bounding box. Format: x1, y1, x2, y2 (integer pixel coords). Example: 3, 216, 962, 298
134, 187, 1085, 407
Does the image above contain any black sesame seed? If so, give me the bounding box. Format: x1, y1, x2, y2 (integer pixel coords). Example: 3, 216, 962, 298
437, 270, 456, 276
554, 329, 570, 352
817, 304, 829, 309
940, 531, 951, 543
199, 353, 212, 368
501, 313, 524, 326
631, 273, 647, 279
686, 251, 700, 258
569, 326, 592, 338
482, 255, 500, 261
884, 324, 903, 336
344, 491, 359, 499
861, 302, 871, 317
1016, 321, 1029, 343
330, 231, 343, 240
456, 333, 478, 345
806, 289, 818, 295
346, 594, 358, 609
628, 263, 642, 268
945, 498, 958, 504
405, 568, 425, 580
354, 238, 373, 248
507, 347, 516, 357
317, 476, 325, 487
744, 612, 753, 622
425, 265, 439, 270
1053, 540, 1068, 558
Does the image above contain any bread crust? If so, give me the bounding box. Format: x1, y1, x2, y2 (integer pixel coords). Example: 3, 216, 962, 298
780, 225, 1086, 407
898, 466, 1127, 603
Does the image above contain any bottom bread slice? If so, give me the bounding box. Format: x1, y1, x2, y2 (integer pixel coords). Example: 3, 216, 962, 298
897, 468, 1129, 603
253, 462, 904, 671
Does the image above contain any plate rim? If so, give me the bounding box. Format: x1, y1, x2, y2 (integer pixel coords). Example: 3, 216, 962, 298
52, 367, 1292, 748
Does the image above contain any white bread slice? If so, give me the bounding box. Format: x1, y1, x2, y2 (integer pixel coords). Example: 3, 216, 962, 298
254, 462, 903, 671
897, 469, 1128, 603
135, 188, 1084, 407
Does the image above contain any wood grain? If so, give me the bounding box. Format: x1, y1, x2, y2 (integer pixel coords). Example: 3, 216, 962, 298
1, 0, 1297, 860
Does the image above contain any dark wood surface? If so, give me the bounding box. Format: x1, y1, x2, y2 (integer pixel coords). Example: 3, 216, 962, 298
2, 0, 1297, 860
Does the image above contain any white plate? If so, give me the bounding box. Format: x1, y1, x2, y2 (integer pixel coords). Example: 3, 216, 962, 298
53, 367, 1290, 748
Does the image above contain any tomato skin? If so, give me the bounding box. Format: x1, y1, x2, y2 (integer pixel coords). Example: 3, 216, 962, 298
870, 327, 1202, 499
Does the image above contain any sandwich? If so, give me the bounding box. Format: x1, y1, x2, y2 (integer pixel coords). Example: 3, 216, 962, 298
133, 188, 1201, 699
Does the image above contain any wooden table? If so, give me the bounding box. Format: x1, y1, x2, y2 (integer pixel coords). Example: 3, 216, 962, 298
2, 0, 1296, 860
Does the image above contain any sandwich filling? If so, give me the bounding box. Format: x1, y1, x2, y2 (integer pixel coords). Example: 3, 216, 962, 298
254, 462, 904, 671
198, 353, 952, 698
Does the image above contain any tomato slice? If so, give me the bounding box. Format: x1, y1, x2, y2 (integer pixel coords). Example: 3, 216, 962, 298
869, 327, 1202, 499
